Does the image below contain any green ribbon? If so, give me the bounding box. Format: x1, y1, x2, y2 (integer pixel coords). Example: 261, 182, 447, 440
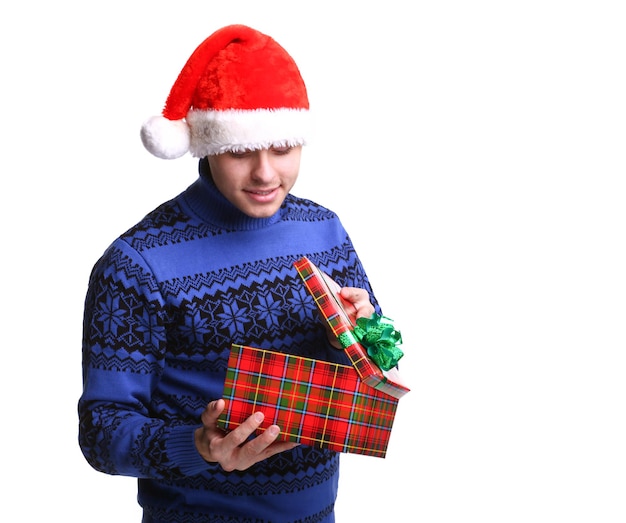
344, 313, 404, 371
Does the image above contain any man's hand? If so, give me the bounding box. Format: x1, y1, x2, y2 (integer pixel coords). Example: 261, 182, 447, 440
195, 399, 298, 471
326, 286, 375, 349
339, 286, 375, 319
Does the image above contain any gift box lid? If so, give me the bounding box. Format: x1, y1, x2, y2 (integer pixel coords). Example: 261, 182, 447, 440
294, 256, 410, 399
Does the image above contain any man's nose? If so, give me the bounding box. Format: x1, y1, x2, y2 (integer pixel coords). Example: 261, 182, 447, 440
250, 150, 274, 181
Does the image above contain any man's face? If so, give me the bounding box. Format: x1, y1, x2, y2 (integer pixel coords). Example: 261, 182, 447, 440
207, 146, 302, 218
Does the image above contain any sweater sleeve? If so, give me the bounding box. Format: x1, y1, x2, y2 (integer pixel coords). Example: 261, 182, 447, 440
78, 239, 209, 479
332, 228, 383, 317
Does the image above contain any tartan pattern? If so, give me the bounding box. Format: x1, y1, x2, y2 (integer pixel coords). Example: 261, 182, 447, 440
217, 344, 398, 458
294, 257, 410, 399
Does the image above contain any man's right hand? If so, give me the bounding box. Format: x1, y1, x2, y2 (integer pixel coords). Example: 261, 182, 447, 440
194, 399, 299, 471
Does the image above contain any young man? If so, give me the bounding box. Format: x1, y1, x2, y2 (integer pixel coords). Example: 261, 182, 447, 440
79, 24, 380, 522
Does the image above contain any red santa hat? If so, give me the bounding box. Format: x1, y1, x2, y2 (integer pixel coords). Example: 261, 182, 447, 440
140, 24, 310, 159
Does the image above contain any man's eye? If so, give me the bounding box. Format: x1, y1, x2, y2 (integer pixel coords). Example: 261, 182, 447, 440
229, 150, 250, 158
271, 147, 292, 155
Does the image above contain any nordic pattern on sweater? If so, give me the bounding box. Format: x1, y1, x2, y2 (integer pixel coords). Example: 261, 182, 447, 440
78, 161, 379, 523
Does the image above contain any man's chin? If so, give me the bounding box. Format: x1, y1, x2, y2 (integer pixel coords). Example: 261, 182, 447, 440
243, 205, 281, 219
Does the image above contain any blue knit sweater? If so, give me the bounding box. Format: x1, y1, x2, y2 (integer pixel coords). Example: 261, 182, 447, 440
78, 159, 380, 522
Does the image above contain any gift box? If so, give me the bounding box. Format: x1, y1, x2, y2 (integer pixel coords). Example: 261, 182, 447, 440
217, 343, 398, 457
293, 256, 410, 399
216, 257, 409, 458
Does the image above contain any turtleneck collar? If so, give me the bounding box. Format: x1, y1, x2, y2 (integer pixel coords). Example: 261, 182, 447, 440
182, 158, 285, 231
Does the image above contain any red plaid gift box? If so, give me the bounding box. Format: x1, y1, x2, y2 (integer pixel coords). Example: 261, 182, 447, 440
293, 256, 410, 399
217, 344, 398, 457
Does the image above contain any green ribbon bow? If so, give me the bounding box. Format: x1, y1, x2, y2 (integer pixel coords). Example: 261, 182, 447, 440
343, 313, 404, 371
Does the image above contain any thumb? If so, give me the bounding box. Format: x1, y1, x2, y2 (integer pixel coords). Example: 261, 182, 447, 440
202, 399, 225, 426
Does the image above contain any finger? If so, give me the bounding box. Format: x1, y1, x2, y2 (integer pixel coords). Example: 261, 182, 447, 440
243, 424, 281, 454
222, 411, 265, 449
222, 427, 298, 472
340, 287, 374, 318
200, 399, 225, 427
340, 286, 367, 303
217, 414, 273, 470
238, 426, 298, 463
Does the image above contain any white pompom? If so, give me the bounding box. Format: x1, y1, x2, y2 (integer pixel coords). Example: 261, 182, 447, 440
140, 115, 190, 159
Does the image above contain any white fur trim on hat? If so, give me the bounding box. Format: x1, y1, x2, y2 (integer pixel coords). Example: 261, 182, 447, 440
186, 108, 310, 157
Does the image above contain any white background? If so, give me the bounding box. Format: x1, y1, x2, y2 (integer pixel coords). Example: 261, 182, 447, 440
1, 1, 625, 521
